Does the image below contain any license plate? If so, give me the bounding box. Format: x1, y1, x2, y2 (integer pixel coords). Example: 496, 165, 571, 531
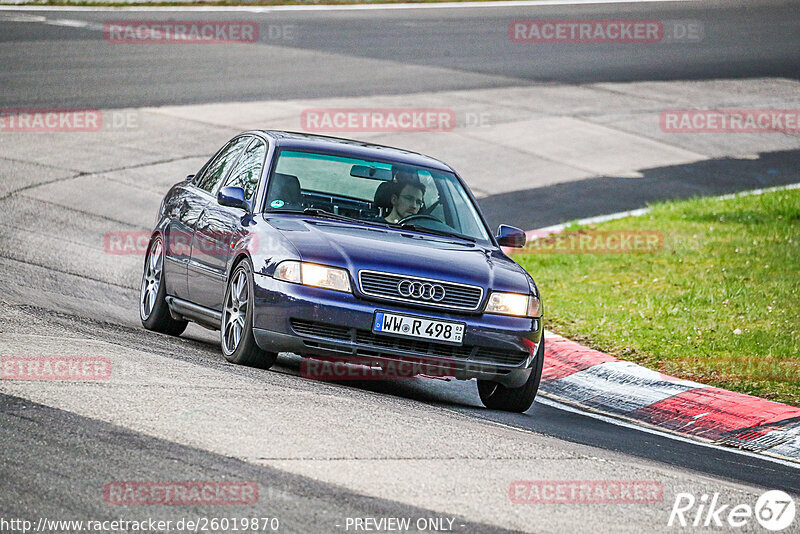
372, 311, 464, 345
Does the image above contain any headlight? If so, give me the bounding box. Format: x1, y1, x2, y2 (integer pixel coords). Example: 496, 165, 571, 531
485, 291, 541, 317
273, 261, 351, 293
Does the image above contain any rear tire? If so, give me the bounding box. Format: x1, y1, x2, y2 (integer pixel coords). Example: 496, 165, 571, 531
221, 259, 277, 369
140, 236, 188, 336
477, 334, 544, 413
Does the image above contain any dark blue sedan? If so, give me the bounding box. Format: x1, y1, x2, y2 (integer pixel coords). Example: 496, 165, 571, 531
140, 131, 544, 412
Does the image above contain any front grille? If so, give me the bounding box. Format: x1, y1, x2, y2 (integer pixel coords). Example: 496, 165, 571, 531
290, 319, 527, 367
355, 330, 473, 359
290, 319, 351, 341
359, 270, 483, 311
474, 347, 529, 366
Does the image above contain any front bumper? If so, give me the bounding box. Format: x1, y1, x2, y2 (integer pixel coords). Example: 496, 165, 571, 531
251, 274, 542, 387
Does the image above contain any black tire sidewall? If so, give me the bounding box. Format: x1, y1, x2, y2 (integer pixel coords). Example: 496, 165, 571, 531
478, 334, 545, 412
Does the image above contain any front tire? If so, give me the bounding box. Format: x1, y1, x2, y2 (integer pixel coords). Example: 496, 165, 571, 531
140, 236, 188, 336
221, 260, 277, 369
477, 334, 544, 413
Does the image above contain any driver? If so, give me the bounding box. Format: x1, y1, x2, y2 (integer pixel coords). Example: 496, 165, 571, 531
385, 173, 425, 224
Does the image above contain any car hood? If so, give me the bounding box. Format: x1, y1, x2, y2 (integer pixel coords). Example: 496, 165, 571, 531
263, 216, 532, 294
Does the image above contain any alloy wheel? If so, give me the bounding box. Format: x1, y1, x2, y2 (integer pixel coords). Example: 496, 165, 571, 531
140, 238, 163, 320
222, 267, 249, 354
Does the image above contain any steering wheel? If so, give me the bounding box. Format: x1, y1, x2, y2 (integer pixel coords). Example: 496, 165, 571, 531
397, 213, 442, 225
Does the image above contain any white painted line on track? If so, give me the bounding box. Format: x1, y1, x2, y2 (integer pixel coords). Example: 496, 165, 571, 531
536, 395, 800, 470
528, 181, 800, 238
530, 207, 650, 237
714, 181, 800, 201
0, 0, 699, 12
44, 18, 89, 27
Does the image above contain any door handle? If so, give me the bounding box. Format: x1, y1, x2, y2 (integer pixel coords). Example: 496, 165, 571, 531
197, 211, 211, 232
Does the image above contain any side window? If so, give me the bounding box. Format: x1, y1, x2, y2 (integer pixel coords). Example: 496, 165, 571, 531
220, 138, 266, 202
417, 170, 439, 209
194, 136, 251, 193
432, 179, 454, 227
443, 179, 483, 237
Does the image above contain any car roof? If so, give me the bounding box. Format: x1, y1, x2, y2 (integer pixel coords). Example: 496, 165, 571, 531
249, 130, 455, 173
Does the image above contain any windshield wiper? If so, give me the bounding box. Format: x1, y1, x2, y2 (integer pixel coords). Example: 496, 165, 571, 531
300, 208, 361, 222
265, 207, 359, 222
395, 223, 476, 242
270, 207, 390, 228
300, 209, 410, 232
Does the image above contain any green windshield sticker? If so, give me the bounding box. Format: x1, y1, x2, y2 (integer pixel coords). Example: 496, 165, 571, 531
270, 199, 285, 208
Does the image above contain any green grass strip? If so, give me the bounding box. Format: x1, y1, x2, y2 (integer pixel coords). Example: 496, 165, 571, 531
515, 187, 800, 406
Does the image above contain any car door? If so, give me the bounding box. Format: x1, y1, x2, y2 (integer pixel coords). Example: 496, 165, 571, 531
161, 182, 205, 300
161, 139, 243, 301
188, 136, 267, 310
183, 135, 252, 308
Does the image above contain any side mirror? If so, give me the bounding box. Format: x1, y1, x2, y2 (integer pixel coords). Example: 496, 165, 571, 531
218, 186, 249, 211
186, 174, 195, 181
496, 224, 526, 248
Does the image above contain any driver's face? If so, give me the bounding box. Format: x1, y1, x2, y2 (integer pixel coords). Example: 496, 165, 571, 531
393, 185, 424, 218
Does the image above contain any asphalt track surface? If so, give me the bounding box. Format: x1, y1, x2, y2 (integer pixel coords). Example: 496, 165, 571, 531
1, 1, 800, 532
0, 0, 799, 109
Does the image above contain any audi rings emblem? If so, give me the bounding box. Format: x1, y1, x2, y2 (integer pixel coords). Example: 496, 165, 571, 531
397, 279, 446, 302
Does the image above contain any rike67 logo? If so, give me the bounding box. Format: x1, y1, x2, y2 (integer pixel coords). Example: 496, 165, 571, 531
669, 490, 795, 531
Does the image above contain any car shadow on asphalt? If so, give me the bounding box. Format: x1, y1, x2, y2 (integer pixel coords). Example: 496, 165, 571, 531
271, 353, 487, 409
267, 355, 800, 493
478, 148, 800, 230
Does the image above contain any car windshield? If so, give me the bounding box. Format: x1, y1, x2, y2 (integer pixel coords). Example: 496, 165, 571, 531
264, 149, 491, 242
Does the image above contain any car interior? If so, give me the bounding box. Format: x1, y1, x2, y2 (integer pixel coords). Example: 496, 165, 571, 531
265, 173, 454, 224
262, 151, 489, 241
